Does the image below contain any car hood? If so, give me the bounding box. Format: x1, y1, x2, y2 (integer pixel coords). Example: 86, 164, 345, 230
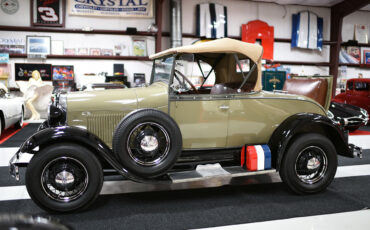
67, 82, 169, 115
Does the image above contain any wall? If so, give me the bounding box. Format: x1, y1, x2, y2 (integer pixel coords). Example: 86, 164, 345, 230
0, 0, 369, 89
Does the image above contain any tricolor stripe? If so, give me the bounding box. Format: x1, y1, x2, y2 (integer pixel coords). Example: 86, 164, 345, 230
241, 145, 272, 171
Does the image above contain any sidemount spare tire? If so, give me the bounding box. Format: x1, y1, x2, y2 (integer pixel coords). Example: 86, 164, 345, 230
112, 109, 182, 178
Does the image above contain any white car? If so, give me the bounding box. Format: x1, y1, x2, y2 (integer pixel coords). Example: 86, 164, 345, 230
0, 89, 24, 137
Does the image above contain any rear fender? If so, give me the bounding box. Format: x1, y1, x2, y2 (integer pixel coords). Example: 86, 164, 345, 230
268, 113, 352, 171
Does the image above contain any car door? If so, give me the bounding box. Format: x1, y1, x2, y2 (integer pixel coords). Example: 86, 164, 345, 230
168, 54, 229, 149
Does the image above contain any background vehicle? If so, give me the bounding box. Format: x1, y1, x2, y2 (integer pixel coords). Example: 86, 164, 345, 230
0, 88, 24, 137
10, 39, 361, 212
328, 101, 368, 131
333, 78, 370, 115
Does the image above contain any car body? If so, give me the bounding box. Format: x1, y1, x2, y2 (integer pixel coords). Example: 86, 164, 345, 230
333, 78, 370, 115
328, 101, 368, 131
10, 38, 362, 212
0, 90, 24, 137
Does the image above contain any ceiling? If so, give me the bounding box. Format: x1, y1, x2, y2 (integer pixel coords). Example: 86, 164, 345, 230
251, 0, 370, 10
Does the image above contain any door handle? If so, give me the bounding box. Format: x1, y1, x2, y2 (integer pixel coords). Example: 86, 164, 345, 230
219, 105, 229, 110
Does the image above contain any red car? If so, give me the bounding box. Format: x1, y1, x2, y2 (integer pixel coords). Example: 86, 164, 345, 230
333, 78, 370, 116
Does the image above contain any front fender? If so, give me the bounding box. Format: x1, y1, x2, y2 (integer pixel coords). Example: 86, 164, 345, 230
19, 126, 153, 183
268, 113, 352, 171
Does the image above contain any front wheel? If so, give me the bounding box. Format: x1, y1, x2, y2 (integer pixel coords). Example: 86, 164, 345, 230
26, 143, 103, 212
280, 133, 338, 194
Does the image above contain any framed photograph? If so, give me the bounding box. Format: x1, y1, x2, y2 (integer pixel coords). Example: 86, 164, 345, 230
26, 36, 51, 56
90, 48, 101, 56
132, 38, 147, 56
346, 46, 361, 64
78, 48, 88, 55
102, 49, 113, 56
354, 25, 369, 44
52, 65, 74, 81
15, 63, 52, 81
64, 48, 75, 55
134, 73, 146, 87
31, 0, 65, 27
364, 50, 370, 64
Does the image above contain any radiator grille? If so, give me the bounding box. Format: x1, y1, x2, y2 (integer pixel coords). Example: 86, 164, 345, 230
86, 113, 125, 147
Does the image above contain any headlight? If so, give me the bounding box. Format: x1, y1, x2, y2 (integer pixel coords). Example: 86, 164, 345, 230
360, 108, 368, 118
327, 110, 334, 120
48, 93, 67, 126
58, 93, 67, 111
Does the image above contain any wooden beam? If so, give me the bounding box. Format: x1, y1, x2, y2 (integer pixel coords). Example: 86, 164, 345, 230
329, 0, 370, 97
155, 0, 164, 53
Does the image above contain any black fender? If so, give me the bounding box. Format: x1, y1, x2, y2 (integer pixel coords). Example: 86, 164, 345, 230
268, 113, 352, 171
19, 126, 160, 183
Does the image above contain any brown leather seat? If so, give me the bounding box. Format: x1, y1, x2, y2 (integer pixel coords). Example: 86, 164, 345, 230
283, 78, 328, 107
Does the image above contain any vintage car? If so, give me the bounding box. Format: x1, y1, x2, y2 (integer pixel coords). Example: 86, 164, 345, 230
10, 38, 362, 212
333, 78, 370, 116
0, 88, 24, 137
328, 101, 368, 131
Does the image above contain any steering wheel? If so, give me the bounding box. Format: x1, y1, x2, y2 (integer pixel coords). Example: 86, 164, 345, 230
174, 70, 199, 94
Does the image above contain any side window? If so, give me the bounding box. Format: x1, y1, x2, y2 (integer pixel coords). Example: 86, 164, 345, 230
347, 82, 353, 90
354, 82, 369, 91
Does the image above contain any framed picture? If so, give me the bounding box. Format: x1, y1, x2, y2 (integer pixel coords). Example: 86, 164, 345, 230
52, 65, 74, 81
90, 48, 101, 56
64, 48, 75, 55
102, 49, 113, 56
132, 38, 147, 56
78, 48, 88, 55
134, 73, 146, 87
346, 46, 361, 64
364, 50, 370, 64
31, 0, 65, 27
15, 63, 52, 81
26, 36, 51, 56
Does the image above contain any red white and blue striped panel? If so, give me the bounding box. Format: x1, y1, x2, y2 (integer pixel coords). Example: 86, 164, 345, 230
241, 145, 271, 171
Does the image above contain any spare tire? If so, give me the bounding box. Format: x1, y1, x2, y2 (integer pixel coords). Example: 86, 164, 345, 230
112, 109, 182, 178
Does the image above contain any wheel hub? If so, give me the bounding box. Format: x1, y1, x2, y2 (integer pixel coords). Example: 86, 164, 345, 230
307, 157, 321, 170
55, 170, 75, 186
140, 136, 159, 152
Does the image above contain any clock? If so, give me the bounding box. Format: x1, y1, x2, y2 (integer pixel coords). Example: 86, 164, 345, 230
1, 0, 19, 14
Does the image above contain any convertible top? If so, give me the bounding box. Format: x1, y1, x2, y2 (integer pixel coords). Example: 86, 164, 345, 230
149, 38, 263, 91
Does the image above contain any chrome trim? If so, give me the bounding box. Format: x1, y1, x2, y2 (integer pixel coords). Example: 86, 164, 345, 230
295, 146, 328, 184
9, 150, 22, 181
41, 156, 89, 203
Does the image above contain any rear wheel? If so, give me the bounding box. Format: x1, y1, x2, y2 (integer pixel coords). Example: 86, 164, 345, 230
280, 134, 337, 194
26, 143, 103, 212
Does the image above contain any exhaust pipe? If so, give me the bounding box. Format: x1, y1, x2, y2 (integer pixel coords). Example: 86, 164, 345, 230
170, 0, 182, 48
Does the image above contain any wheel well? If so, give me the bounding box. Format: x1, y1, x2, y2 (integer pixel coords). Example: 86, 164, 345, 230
0, 110, 4, 130
38, 140, 112, 169
286, 123, 346, 159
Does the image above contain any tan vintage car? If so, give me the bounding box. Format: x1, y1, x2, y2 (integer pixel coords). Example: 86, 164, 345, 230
10, 38, 361, 212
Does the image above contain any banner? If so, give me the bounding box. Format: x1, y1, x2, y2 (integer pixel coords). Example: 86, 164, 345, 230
68, 0, 153, 18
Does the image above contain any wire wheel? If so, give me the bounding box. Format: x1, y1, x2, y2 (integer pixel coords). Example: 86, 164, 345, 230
295, 146, 328, 184
41, 156, 88, 202
127, 122, 170, 166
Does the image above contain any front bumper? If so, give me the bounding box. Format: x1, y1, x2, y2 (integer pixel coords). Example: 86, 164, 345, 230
9, 150, 29, 181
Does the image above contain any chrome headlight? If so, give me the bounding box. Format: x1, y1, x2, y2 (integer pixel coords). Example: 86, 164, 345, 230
48, 93, 67, 126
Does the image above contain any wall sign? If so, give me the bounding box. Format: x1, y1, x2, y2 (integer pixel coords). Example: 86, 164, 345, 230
68, 0, 153, 18
31, 0, 65, 27
1, 0, 19, 14
15, 63, 52, 81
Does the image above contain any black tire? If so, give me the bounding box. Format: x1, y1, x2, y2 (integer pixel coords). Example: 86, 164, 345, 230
113, 109, 182, 178
14, 108, 24, 129
280, 133, 337, 194
26, 143, 103, 212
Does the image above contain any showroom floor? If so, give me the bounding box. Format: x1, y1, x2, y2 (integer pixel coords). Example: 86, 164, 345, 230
0, 122, 369, 229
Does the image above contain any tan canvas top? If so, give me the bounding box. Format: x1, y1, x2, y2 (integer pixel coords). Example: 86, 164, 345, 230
150, 38, 263, 91
149, 38, 263, 64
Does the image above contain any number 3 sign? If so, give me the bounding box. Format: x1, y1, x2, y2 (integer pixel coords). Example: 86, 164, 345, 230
31, 0, 65, 27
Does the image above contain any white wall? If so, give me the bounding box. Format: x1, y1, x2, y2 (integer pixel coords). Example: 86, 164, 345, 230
0, 0, 369, 88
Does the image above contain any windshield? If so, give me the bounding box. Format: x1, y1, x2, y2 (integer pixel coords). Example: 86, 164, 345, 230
152, 56, 175, 84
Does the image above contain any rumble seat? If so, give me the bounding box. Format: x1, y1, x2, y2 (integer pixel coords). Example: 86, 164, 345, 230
283, 78, 328, 107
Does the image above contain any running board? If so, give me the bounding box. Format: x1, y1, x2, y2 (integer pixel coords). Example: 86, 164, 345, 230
168, 164, 276, 183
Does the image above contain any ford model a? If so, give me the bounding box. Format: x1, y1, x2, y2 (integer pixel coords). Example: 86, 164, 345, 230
10, 38, 362, 212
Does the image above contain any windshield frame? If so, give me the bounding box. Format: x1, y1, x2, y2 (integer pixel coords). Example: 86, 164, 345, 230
150, 54, 176, 85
